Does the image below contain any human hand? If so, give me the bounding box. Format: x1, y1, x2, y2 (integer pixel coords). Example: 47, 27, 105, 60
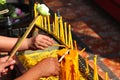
15, 57, 60, 80
28, 34, 54, 50
35, 57, 60, 77
0, 56, 16, 76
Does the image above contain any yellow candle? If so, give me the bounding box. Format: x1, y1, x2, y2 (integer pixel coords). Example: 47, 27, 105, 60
35, 15, 42, 28
54, 13, 57, 36
57, 17, 59, 39
39, 16, 42, 28
41, 16, 43, 29
34, 3, 38, 18
54, 13, 59, 38
105, 72, 108, 80
44, 16, 47, 31
64, 22, 67, 45
94, 55, 99, 80
68, 24, 73, 49
52, 22, 55, 35
47, 15, 51, 33
60, 17, 65, 43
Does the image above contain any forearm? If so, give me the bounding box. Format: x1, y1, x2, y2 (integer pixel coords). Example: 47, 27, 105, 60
0, 36, 29, 52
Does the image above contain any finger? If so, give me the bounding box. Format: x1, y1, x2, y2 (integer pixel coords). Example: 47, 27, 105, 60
3, 60, 16, 68
41, 40, 53, 46
0, 56, 9, 62
10, 65, 14, 70
1, 68, 9, 76
2, 68, 8, 73
36, 41, 49, 48
35, 44, 45, 50
42, 36, 54, 44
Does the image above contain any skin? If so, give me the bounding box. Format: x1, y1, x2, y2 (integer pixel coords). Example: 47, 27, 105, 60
0, 34, 60, 79
0, 34, 54, 51
0, 56, 16, 76
15, 58, 60, 80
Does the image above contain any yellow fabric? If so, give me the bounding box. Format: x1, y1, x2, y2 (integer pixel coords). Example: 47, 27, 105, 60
18, 50, 59, 80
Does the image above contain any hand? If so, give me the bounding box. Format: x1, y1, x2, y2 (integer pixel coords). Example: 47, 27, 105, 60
28, 34, 54, 50
0, 56, 16, 76
36, 57, 60, 77
15, 57, 60, 80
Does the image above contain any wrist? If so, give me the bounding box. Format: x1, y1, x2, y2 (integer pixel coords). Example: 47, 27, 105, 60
27, 38, 33, 50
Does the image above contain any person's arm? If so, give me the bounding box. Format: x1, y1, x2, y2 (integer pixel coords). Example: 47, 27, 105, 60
15, 57, 60, 80
0, 34, 54, 52
0, 36, 29, 52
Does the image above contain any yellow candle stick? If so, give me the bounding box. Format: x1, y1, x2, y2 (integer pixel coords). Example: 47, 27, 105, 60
44, 16, 47, 31
33, 15, 42, 36
105, 72, 108, 80
34, 3, 38, 18
94, 55, 99, 80
40, 16, 43, 29
54, 13, 57, 36
57, 17, 59, 39
60, 17, 65, 43
68, 24, 73, 49
68, 24, 71, 48
39, 15, 42, 28
52, 22, 55, 35
47, 15, 51, 33
64, 22, 68, 45
36, 15, 41, 28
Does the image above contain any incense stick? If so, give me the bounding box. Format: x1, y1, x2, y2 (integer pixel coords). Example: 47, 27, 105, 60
7, 15, 39, 61
79, 48, 85, 55
58, 49, 70, 62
